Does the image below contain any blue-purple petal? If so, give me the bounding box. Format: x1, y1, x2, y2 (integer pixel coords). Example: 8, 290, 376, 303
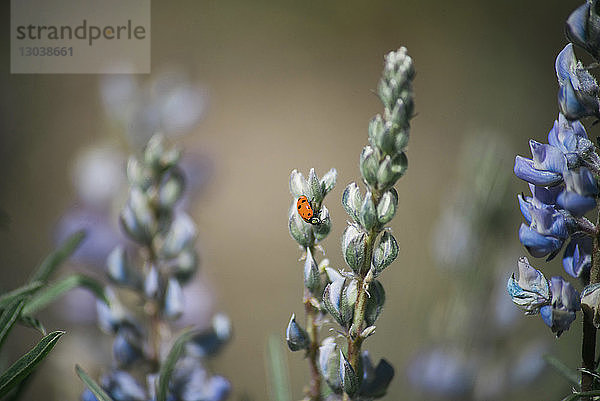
518, 224, 563, 258
557, 190, 596, 217
514, 156, 563, 186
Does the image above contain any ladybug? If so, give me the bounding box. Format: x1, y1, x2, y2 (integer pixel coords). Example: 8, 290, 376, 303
297, 195, 320, 225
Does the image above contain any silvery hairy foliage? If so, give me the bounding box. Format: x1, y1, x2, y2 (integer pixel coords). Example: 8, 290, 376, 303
286, 47, 414, 401
77, 134, 231, 401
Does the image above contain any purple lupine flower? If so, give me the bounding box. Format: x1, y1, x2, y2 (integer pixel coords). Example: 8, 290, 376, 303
566, 0, 600, 61
556, 44, 600, 121
517, 191, 568, 258
514, 140, 566, 187
547, 113, 593, 167
557, 167, 598, 216
563, 235, 592, 278
540, 276, 580, 337
507, 257, 550, 314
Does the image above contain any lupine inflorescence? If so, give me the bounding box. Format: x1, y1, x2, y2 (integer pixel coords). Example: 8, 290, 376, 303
508, 1, 600, 396
79, 134, 231, 401
286, 47, 414, 401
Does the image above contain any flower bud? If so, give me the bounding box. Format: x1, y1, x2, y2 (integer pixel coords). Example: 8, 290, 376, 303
289, 169, 308, 198
582, 283, 600, 329
364, 280, 385, 326
376, 153, 407, 190
323, 277, 347, 327
155, 213, 197, 258
308, 168, 323, 204
304, 248, 321, 294
107, 246, 141, 288
340, 351, 360, 397
288, 208, 315, 248
320, 168, 337, 197
144, 134, 166, 170
377, 190, 397, 225
341, 224, 367, 274
158, 168, 185, 210
342, 183, 362, 223
163, 278, 184, 320
286, 313, 309, 351
144, 265, 160, 299
360, 146, 380, 187
319, 338, 341, 393
314, 206, 331, 242
359, 192, 377, 231
372, 231, 399, 276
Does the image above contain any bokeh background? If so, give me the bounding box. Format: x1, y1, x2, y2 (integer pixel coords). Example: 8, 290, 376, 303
0, 1, 589, 400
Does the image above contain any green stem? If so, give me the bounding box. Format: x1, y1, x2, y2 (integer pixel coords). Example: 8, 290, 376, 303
304, 289, 322, 401
581, 211, 600, 396
346, 190, 382, 379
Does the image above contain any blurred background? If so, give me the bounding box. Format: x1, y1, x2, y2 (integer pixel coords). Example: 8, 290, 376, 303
0, 0, 588, 400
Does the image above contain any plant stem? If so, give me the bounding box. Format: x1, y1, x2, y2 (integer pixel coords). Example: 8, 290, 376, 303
346, 191, 381, 378
304, 288, 322, 401
581, 215, 600, 396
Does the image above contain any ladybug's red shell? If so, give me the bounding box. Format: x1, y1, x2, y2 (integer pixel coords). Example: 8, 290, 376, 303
296, 196, 314, 223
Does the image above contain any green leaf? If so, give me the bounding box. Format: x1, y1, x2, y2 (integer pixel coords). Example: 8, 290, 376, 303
544, 354, 580, 386
0, 282, 43, 309
0, 331, 65, 398
29, 230, 86, 284
0, 300, 25, 349
4, 369, 36, 401
75, 364, 113, 401
18, 316, 46, 336
22, 274, 107, 316
156, 329, 196, 401
266, 334, 291, 401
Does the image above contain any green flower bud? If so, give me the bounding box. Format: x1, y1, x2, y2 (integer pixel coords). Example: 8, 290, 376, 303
341, 224, 367, 274
158, 168, 185, 209
289, 169, 308, 198
364, 280, 385, 326
360, 146, 380, 187
314, 206, 331, 242
372, 231, 399, 275
340, 350, 360, 397
319, 338, 341, 393
320, 168, 337, 197
342, 183, 362, 223
304, 248, 321, 294
359, 192, 378, 231
288, 208, 315, 247
286, 313, 310, 351
308, 168, 323, 204
377, 190, 398, 225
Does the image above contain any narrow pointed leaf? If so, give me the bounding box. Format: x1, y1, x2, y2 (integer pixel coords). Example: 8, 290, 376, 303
75, 364, 114, 401
18, 315, 46, 335
543, 354, 579, 386
29, 230, 86, 283
0, 300, 25, 349
157, 329, 197, 401
0, 282, 43, 309
22, 274, 107, 316
0, 331, 65, 398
